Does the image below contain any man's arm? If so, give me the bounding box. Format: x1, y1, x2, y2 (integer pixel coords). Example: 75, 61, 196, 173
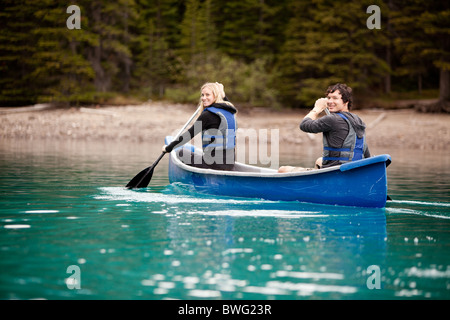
300, 98, 334, 133
300, 116, 334, 133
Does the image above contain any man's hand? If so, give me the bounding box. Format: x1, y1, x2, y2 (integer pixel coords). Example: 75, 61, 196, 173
304, 98, 328, 120
313, 98, 328, 114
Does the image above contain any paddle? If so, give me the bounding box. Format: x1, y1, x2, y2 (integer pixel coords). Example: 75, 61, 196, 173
125, 105, 202, 189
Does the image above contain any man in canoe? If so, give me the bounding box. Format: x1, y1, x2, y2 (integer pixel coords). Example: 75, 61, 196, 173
162, 82, 238, 171
278, 83, 370, 172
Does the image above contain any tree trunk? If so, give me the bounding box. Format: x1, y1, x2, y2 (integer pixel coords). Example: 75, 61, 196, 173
417, 68, 450, 113
385, 0, 392, 94
385, 44, 391, 94
122, 8, 131, 93
439, 68, 450, 102
90, 1, 107, 93
418, 73, 422, 96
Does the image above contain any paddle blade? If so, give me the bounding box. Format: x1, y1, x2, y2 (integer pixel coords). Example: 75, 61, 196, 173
125, 152, 166, 189
125, 166, 154, 189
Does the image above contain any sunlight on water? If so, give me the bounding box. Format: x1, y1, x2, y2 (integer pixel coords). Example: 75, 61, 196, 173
97, 187, 326, 218
386, 200, 450, 220
390, 200, 450, 208
187, 210, 327, 218
97, 186, 279, 205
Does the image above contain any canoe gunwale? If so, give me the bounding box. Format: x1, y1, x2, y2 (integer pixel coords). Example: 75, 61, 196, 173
169, 152, 342, 178
167, 143, 391, 179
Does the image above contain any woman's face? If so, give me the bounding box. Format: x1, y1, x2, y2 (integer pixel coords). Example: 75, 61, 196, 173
201, 87, 215, 107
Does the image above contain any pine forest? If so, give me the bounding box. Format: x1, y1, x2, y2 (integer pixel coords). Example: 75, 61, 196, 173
1, 0, 449, 111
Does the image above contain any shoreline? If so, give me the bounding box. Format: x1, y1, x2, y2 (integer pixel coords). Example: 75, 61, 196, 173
1, 102, 449, 151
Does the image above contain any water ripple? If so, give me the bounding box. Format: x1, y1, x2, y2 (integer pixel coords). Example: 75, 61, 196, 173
188, 210, 326, 218
386, 200, 450, 220
96, 187, 276, 205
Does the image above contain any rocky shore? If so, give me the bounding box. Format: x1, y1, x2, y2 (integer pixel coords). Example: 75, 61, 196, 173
1, 102, 449, 151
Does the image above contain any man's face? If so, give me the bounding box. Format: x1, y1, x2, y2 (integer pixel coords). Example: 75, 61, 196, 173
326, 90, 348, 113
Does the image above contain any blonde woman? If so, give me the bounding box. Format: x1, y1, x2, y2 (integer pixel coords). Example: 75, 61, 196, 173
162, 82, 238, 171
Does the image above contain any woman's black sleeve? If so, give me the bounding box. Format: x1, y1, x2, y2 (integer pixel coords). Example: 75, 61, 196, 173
165, 112, 216, 152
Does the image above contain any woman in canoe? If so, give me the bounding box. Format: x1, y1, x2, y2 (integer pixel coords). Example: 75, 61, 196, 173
279, 83, 371, 173
162, 82, 238, 171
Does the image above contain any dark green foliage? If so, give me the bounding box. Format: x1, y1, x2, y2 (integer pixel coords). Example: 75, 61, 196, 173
0, 0, 447, 109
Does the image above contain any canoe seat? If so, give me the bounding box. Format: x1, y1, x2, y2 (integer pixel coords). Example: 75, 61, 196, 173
174, 144, 276, 173
233, 162, 277, 173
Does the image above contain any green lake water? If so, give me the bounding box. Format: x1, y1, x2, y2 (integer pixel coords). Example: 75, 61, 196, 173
0, 139, 449, 300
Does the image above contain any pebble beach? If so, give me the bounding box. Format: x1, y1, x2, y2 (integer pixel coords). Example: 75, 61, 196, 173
1, 102, 449, 151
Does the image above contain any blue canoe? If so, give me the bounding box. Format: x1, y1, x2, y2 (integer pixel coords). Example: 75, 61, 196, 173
165, 136, 391, 208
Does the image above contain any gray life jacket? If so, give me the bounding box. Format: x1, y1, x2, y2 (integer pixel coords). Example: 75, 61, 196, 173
322, 112, 366, 163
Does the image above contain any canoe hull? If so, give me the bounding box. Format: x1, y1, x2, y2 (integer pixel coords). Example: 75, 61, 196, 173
166, 138, 391, 208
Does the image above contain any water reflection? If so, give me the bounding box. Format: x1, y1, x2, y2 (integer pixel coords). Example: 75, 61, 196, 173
111, 186, 386, 299
0, 139, 449, 299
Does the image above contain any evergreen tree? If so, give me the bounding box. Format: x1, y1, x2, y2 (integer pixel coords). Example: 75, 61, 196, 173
178, 0, 216, 63
277, 0, 390, 107
219, 0, 286, 63
392, 0, 450, 112
0, 0, 41, 105
0, 0, 98, 105
31, 0, 97, 103
131, 0, 181, 98
85, 0, 136, 94
0, 0, 446, 111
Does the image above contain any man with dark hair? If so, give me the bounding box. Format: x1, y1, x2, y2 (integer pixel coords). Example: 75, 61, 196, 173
326, 83, 353, 109
278, 83, 370, 172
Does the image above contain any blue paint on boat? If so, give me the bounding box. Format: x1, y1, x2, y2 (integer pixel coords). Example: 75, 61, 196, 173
165, 136, 391, 208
